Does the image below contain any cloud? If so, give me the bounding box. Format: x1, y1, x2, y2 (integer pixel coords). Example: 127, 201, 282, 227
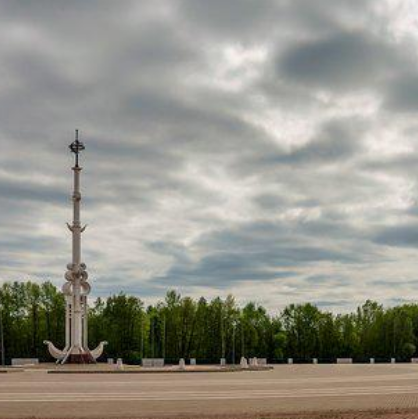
0, 0, 417, 313
385, 74, 418, 112
178, 0, 279, 39
373, 223, 418, 248
152, 219, 366, 292
278, 31, 401, 92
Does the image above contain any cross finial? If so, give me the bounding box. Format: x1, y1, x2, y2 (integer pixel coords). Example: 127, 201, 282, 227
69, 129, 85, 167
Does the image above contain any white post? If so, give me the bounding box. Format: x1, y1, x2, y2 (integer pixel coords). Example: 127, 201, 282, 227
240, 356, 248, 369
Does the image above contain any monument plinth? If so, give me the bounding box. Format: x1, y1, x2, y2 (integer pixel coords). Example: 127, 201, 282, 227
44, 130, 107, 364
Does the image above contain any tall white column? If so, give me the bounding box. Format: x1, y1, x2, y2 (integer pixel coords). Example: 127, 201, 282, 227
44, 130, 107, 364
72, 166, 82, 350
62, 131, 94, 363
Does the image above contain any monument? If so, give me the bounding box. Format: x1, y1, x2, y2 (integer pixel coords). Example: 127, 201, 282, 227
44, 130, 107, 363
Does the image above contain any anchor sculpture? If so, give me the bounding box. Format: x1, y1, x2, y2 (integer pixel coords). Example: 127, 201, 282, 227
44, 130, 107, 363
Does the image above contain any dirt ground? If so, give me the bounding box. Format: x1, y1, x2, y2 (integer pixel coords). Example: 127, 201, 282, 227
138, 410, 418, 419
24, 409, 418, 419
4, 365, 418, 419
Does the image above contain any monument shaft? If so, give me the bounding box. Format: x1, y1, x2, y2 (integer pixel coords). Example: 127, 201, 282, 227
44, 130, 107, 364
70, 166, 83, 353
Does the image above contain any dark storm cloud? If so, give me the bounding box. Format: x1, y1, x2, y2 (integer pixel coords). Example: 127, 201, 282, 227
253, 193, 289, 211
152, 219, 366, 290
198, 220, 362, 261
156, 255, 299, 288
235, 117, 367, 182
385, 74, 418, 112
179, 0, 279, 39
373, 223, 418, 248
179, 0, 378, 40
315, 300, 351, 308
281, 118, 364, 164
0, 176, 65, 204
372, 279, 418, 287
94, 277, 166, 299
278, 32, 401, 92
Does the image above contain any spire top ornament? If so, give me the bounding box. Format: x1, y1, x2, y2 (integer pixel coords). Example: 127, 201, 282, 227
69, 129, 85, 167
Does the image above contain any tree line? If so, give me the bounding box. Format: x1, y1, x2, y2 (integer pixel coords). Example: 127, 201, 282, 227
0, 281, 417, 364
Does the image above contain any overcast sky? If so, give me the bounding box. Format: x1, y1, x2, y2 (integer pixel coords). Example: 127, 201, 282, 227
1, 0, 418, 313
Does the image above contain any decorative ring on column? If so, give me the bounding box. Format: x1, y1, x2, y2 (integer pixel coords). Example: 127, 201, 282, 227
80, 270, 89, 282
65, 271, 75, 282
80, 282, 91, 296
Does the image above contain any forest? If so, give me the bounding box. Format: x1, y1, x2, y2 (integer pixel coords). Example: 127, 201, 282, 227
0, 281, 417, 364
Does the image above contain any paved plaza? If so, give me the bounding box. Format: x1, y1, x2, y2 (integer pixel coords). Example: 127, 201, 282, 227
2, 364, 418, 418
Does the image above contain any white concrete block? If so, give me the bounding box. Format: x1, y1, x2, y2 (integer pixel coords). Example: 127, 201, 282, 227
337, 358, 353, 364
11, 358, 39, 366
142, 358, 164, 367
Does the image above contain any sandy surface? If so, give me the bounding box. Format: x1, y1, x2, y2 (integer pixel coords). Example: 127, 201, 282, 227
6, 410, 418, 419
144, 411, 418, 418
2, 364, 418, 418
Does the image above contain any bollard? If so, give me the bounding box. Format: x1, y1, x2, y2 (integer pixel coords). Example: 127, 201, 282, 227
313, 358, 318, 364
370, 358, 375, 364
190, 358, 196, 366
391, 358, 396, 364
220, 358, 226, 366
288, 358, 293, 365
107, 358, 114, 365
116, 358, 124, 370
179, 358, 186, 370
240, 356, 248, 369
